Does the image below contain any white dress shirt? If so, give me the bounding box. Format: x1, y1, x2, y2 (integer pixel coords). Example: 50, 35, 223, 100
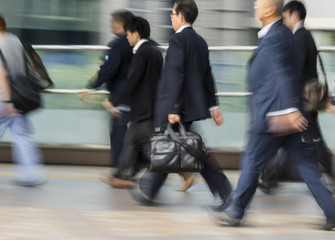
133, 39, 149, 54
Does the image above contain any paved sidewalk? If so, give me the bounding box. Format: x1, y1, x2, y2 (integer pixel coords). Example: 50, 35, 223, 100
0, 164, 333, 239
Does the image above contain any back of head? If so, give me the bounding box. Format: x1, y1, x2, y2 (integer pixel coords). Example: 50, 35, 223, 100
111, 10, 134, 27
124, 16, 150, 39
283, 1, 307, 20
271, 0, 284, 17
0, 14, 7, 30
174, 0, 198, 24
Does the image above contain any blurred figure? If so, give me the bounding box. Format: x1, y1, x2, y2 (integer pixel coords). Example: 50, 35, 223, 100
83, 10, 134, 186
130, 0, 232, 207
209, 0, 335, 231
108, 16, 163, 188
0, 14, 46, 187
258, 0, 335, 193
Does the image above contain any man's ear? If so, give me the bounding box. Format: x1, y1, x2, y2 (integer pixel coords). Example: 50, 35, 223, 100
264, 5, 277, 18
179, 12, 186, 24
292, 11, 300, 21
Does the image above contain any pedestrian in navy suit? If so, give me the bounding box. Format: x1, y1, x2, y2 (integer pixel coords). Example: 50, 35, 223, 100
210, 0, 335, 231
130, 0, 232, 208
259, 0, 335, 193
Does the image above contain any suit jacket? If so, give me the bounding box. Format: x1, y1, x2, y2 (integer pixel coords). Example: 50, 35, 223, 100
155, 27, 218, 128
88, 34, 133, 106
294, 27, 318, 88
248, 20, 300, 133
115, 41, 163, 122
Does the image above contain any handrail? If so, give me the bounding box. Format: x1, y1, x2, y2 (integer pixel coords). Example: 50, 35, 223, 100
32, 45, 335, 52
42, 89, 251, 97
38, 45, 333, 97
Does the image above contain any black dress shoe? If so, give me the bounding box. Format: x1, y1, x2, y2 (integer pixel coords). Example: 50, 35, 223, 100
129, 183, 154, 206
207, 206, 241, 227
324, 218, 335, 231
207, 197, 233, 212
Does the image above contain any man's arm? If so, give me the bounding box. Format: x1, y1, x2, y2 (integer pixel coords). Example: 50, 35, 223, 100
87, 46, 122, 89
164, 35, 185, 115
115, 53, 146, 99
266, 29, 307, 134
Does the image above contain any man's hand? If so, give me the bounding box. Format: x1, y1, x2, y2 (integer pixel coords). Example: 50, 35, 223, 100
102, 98, 122, 118
326, 102, 335, 116
168, 114, 181, 124
267, 110, 308, 136
210, 108, 225, 126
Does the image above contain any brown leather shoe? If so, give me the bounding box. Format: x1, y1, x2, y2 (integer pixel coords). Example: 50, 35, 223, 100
109, 177, 136, 189
101, 176, 136, 189
100, 176, 114, 186
176, 172, 195, 192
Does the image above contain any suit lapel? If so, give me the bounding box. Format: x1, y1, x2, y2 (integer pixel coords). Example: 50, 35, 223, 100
249, 38, 264, 64
249, 20, 282, 64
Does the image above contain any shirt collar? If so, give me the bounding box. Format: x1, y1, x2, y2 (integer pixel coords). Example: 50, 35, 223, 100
293, 20, 304, 34
257, 19, 281, 39
133, 39, 148, 54
175, 24, 192, 33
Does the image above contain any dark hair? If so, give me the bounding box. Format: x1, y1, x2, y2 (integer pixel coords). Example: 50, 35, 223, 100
124, 16, 150, 39
111, 10, 134, 26
0, 14, 6, 30
283, 1, 307, 20
174, 0, 198, 24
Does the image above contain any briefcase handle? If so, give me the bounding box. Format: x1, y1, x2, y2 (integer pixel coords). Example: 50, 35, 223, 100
166, 123, 208, 160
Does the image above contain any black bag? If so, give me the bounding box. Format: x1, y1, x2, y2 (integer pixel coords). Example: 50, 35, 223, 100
0, 42, 52, 114
21, 42, 53, 89
10, 73, 43, 113
149, 123, 208, 173
304, 53, 329, 113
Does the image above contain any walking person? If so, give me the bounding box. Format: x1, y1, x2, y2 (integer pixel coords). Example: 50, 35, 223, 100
107, 16, 163, 188
258, 0, 335, 193
0, 14, 46, 187
209, 0, 335, 231
130, 0, 232, 207
83, 10, 134, 187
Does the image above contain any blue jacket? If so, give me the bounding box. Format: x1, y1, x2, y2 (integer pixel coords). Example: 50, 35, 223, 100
89, 34, 133, 106
248, 20, 300, 133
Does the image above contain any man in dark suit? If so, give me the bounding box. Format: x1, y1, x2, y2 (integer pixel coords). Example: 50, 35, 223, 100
108, 16, 163, 188
209, 0, 335, 230
131, 0, 232, 208
258, 0, 334, 193
84, 10, 134, 186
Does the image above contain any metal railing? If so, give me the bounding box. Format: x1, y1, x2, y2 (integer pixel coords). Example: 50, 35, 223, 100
37, 45, 335, 97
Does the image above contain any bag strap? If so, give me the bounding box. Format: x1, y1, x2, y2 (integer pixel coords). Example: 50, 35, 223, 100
317, 52, 328, 85
166, 123, 207, 160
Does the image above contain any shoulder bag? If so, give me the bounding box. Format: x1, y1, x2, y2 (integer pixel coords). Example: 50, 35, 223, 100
0, 45, 46, 114
149, 122, 208, 173
304, 53, 329, 113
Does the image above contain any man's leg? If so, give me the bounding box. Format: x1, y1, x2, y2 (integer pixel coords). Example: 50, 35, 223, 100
200, 155, 232, 205
285, 133, 335, 223
210, 133, 279, 225
10, 116, 45, 185
109, 112, 129, 167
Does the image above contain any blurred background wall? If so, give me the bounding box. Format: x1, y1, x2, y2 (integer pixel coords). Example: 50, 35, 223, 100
0, 0, 333, 46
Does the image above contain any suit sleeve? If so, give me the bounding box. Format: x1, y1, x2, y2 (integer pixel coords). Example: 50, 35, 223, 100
116, 53, 146, 98
205, 64, 219, 107
87, 46, 122, 89
164, 36, 185, 114
270, 33, 299, 110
